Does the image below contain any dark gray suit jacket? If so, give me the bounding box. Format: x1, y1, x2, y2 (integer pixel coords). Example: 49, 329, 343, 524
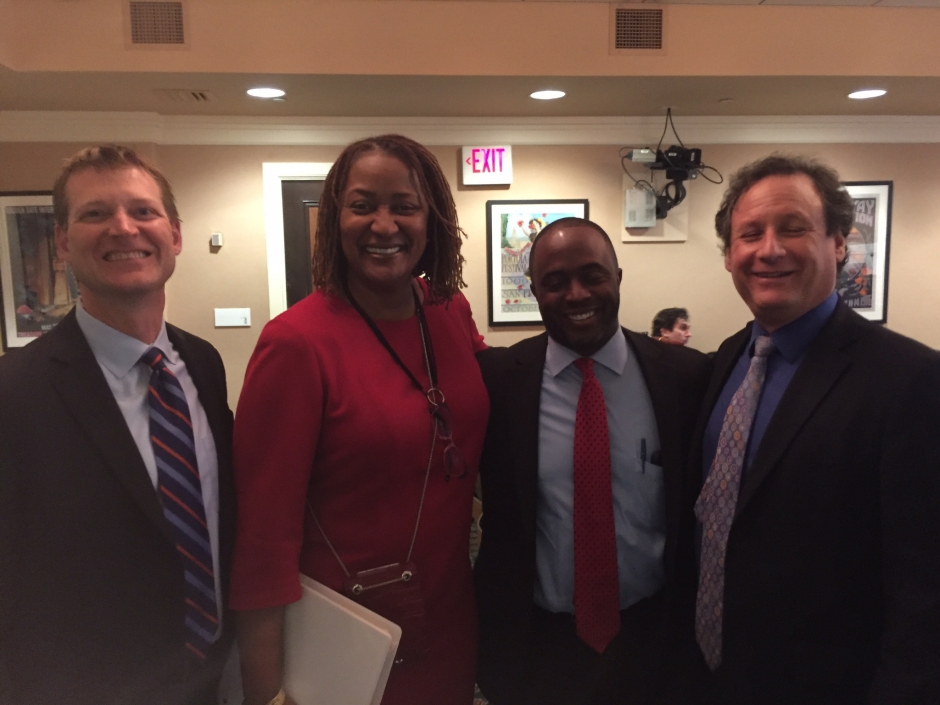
474, 329, 711, 705
690, 302, 940, 704
0, 309, 235, 705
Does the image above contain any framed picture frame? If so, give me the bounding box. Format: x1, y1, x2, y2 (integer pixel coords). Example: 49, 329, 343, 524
0, 192, 78, 350
839, 182, 892, 324
486, 199, 589, 326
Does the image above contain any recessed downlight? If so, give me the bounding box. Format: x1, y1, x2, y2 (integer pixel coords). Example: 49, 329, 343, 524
247, 87, 286, 99
848, 89, 886, 100
530, 90, 566, 100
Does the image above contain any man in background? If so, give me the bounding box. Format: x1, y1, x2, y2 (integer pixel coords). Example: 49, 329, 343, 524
476, 218, 710, 705
652, 307, 691, 346
0, 145, 235, 705
692, 154, 940, 703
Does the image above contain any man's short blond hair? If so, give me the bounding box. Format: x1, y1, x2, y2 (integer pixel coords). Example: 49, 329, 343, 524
52, 145, 179, 228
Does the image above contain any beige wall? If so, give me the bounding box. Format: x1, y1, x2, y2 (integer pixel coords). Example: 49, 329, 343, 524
5, 1, 940, 78
3, 140, 938, 406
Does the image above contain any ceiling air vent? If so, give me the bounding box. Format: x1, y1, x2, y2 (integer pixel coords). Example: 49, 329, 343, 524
129, 1, 185, 45
614, 8, 663, 50
154, 89, 215, 104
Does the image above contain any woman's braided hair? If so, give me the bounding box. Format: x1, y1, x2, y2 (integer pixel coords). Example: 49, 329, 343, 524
311, 134, 467, 303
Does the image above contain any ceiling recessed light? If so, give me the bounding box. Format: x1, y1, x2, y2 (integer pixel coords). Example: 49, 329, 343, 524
848, 89, 886, 100
247, 87, 286, 99
530, 90, 565, 100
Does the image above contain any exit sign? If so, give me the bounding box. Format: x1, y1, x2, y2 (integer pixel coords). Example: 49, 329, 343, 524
462, 145, 513, 185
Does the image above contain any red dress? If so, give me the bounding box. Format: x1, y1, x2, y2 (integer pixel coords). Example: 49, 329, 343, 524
230, 282, 488, 705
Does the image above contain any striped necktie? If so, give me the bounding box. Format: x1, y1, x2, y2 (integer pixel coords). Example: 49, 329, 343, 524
141, 346, 218, 660
694, 334, 775, 670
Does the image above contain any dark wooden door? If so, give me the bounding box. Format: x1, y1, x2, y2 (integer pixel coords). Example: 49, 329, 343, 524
281, 179, 326, 308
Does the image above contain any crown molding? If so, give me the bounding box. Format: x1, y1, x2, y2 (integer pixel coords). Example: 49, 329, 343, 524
2, 111, 940, 145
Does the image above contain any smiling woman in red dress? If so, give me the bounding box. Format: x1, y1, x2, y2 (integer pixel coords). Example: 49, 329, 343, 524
230, 135, 489, 705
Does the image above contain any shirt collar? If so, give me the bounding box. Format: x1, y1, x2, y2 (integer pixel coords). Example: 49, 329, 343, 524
749, 291, 839, 363
545, 328, 628, 378
75, 301, 173, 378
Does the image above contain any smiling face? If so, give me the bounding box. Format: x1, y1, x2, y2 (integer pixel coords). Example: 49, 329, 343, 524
530, 224, 622, 357
725, 173, 846, 332
55, 166, 181, 311
339, 152, 429, 301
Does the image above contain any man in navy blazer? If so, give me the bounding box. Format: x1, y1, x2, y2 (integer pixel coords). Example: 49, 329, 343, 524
691, 155, 940, 704
0, 146, 235, 705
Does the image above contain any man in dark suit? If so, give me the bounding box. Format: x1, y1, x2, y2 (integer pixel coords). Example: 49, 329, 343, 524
692, 155, 940, 704
475, 218, 711, 705
0, 146, 235, 705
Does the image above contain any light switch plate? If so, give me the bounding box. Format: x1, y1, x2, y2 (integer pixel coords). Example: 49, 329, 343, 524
214, 308, 250, 327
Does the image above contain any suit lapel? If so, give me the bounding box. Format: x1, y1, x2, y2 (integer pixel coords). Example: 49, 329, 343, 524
736, 305, 857, 516
48, 311, 174, 542
510, 334, 549, 542
690, 325, 752, 492
625, 330, 686, 568
168, 325, 224, 446
169, 325, 236, 582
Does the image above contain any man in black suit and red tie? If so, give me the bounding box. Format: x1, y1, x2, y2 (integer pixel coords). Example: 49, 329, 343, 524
692, 155, 940, 704
0, 145, 235, 705
475, 218, 711, 705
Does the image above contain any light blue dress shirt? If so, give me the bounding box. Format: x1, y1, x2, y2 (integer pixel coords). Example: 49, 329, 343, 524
535, 330, 666, 613
75, 302, 223, 634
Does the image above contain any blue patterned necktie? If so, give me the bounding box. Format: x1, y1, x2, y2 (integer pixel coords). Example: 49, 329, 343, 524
695, 335, 775, 670
141, 347, 218, 660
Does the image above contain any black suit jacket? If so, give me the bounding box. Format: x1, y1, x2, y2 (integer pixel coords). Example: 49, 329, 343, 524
690, 302, 940, 704
0, 309, 236, 705
474, 329, 711, 705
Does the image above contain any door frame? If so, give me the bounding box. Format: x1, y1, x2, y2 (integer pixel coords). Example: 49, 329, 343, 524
262, 162, 333, 318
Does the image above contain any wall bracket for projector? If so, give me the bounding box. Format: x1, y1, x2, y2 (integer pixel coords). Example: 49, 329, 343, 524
620, 109, 723, 220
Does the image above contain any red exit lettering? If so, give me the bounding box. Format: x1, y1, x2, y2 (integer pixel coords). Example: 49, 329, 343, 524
465, 147, 507, 173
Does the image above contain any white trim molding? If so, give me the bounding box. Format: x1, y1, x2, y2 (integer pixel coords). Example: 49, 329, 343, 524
262, 162, 333, 319
3, 111, 940, 145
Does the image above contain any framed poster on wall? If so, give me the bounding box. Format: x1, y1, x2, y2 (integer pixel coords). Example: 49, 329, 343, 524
485, 199, 589, 327
0, 193, 78, 350
839, 182, 892, 324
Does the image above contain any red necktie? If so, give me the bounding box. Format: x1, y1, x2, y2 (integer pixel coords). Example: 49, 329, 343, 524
572, 358, 621, 654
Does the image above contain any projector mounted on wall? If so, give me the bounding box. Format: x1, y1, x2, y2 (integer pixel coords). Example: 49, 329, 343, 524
620, 110, 723, 222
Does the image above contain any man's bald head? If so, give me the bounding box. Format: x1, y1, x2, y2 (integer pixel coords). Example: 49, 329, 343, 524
526, 217, 617, 281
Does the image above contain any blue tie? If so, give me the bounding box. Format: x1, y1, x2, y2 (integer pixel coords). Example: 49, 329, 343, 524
141, 347, 218, 660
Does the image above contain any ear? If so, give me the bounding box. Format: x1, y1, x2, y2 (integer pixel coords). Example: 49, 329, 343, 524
171, 220, 183, 255
724, 248, 733, 273
616, 268, 623, 285
832, 231, 846, 265
54, 224, 70, 259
